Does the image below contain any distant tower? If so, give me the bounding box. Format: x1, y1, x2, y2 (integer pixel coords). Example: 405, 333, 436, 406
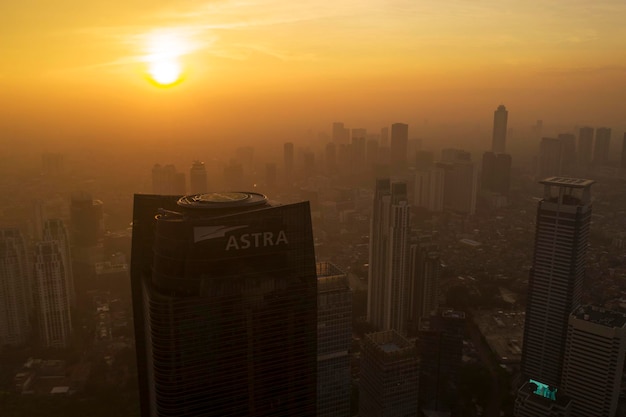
70, 192, 104, 248
537, 138, 563, 178
189, 161, 208, 194
492, 105, 508, 153
43, 219, 75, 306
577, 127, 594, 167
0, 228, 31, 347
593, 127, 611, 166
34, 241, 72, 349
359, 330, 418, 417
317, 262, 352, 417
390, 123, 409, 176
414, 166, 445, 212
561, 306, 626, 417
367, 180, 411, 333
520, 178, 594, 388
440, 150, 477, 215
407, 236, 441, 336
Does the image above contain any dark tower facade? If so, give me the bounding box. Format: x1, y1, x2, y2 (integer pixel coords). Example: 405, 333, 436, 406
131, 192, 317, 417
492, 104, 508, 154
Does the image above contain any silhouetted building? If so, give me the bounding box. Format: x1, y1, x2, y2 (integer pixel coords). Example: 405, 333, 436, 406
414, 167, 445, 212
43, 219, 75, 306
407, 236, 441, 336
418, 311, 465, 415
152, 164, 186, 195
593, 127, 611, 166
518, 178, 594, 413
317, 262, 351, 417
492, 104, 508, 153
390, 123, 409, 176
557, 134, 576, 175
359, 330, 418, 417
367, 180, 411, 333
0, 228, 31, 346
561, 306, 626, 417
131, 192, 317, 417
440, 150, 477, 215
34, 241, 72, 349
189, 161, 208, 194
70, 192, 104, 248
537, 138, 563, 178
481, 152, 512, 196
577, 127, 594, 167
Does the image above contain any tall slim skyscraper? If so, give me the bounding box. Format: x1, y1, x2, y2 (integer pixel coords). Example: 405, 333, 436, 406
561, 306, 626, 417
43, 219, 75, 307
131, 192, 317, 417
34, 241, 73, 349
390, 123, 408, 176
407, 235, 441, 336
359, 330, 418, 417
189, 160, 208, 194
0, 229, 31, 347
593, 127, 611, 166
577, 127, 594, 166
520, 177, 594, 388
367, 180, 411, 333
317, 262, 351, 417
492, 104, 508, 153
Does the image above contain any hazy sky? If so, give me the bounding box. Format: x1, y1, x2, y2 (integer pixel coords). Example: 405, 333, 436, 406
2, 0, 626, 145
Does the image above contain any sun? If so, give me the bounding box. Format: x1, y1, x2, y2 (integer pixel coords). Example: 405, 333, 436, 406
148, 60, 182, 86
143, 30, 191, 87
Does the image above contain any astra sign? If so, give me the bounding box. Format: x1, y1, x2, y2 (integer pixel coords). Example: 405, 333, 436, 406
194, 225, 289, 250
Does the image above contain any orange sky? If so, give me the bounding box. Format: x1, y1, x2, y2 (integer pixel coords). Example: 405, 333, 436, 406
2, 0, 626, 145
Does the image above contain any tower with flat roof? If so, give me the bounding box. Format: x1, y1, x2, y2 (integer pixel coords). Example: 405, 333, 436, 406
516, 177, 594, 416
492, 104, 508, 153
131, 192, 317, 417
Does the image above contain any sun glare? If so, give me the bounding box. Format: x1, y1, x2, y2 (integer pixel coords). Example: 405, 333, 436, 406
149, 60, 182, 85
144, 30, 191, 87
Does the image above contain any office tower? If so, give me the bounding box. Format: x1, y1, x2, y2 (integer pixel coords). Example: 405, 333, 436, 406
492, 104, 508, 153
359, 330, 418, 417
577, 127, 594, 166
481, 151, 512, 197
537, 138, 563, 178
520, 178, 594, 389
34, 241, 72, 349
317, 262, 352, 417
561, 306, 626, 417
43, 219, 75, 306
439, 150, 477, 215
0, 229, 31, 346
352, 128, 366, 139
70, 192, 104, 248
131, 192, 317, 417
367, 180, 411, 333
414, 167, 444, 212
418, 311, 465, 415
390, 123, 409, 176
189, 161, 208, 194
284, 142, 294, 179
332, 122, 350, 144
557, 134, 577, 175
152, 164, 186, 195
593, 127, 611, 166
407, 236, 441, 336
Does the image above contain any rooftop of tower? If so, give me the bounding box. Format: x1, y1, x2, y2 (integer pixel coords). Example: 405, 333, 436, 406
572, 305, 626, 329
540, 177, 595, 188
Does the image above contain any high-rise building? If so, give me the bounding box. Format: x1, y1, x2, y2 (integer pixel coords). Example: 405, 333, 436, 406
390, 123, 409, 176
557, 134, 576, 175
367, 180, 411, 333
317, 262, 351, 417
414, 167, 445, 212
418, 310, 465, 415
561, 306, 626, 417
537, 138, 563, 179
439, 151, 478, 215
43, 219, 75, 306
152, 164, 186, 195
189, 161, 208, 194
577, 127, 594, 167
593, 127, 611, 166
34, 241, 72, 349
359, 330, 418, 417
131, 192, 317, 417
514, 382, 572, 417
519, 177, 594, 389
481, 152, 512, 196
0, 228, 31, 347
407, 236, 441, 336
70, 192, 104, 248
492, 104, 508, 153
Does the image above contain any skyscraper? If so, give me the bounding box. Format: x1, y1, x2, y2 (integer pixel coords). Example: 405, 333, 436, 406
43, 219, 75, 307
151, 164, 186, 195
481, 151, 512, 196
131, 192, 317, 417
0, 228, 31, 347
414, 166, 445, 212
561, 306, 626, 417
577, 127, 594, 167
189, 160, 208, 194
492, 104, 508, 153
390, 123, 408, 176
359, 330, 418, 417
34, 241, 73, 349
593, 127, 611, 166
537, 138, 563, 179
317, 262, 351, 417
70, 191, 104, 248
367, 180, 411, 333
407, 235, 441, 336
440, 150, 478, 215
520, 177, 594, 389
